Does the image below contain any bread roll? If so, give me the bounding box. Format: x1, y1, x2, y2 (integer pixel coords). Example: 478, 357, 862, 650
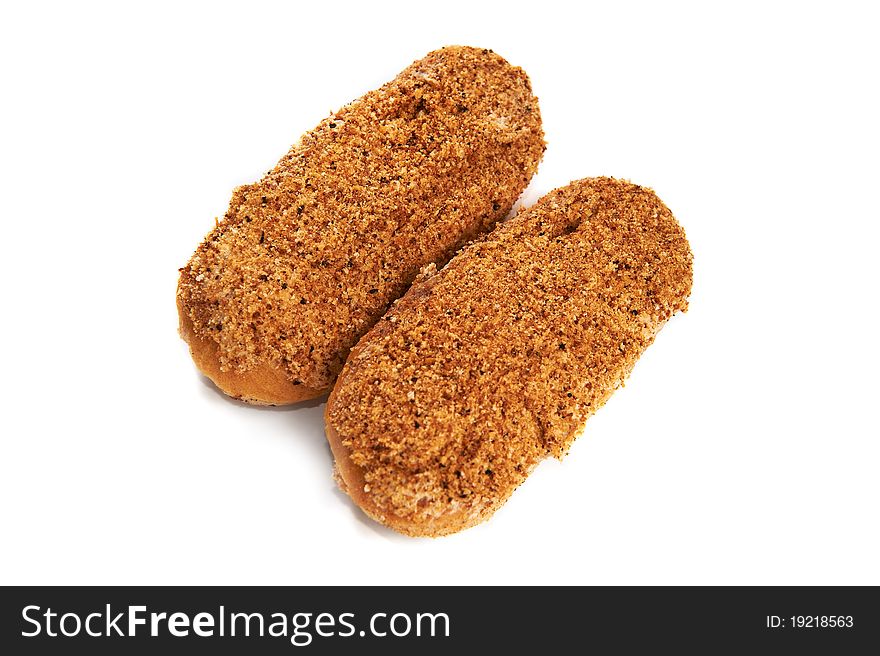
325, 177, 693, 536
177, 46, 544, 404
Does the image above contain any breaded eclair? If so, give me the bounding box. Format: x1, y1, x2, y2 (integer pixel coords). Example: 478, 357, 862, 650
325, 177, 693, 536
178, 46, 544, 404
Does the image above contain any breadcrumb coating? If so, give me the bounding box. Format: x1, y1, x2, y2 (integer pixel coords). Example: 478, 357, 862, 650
326, 178, 693, 536
177, 46, 544, 400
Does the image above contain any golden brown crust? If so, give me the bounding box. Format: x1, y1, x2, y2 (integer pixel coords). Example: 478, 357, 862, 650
326, 177, 693, 536
177, 295, 323, 405
325, 355, 483, 536
177, 46, 544, 404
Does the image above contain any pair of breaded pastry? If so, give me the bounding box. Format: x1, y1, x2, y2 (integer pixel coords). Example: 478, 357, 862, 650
178, 47, 693, 537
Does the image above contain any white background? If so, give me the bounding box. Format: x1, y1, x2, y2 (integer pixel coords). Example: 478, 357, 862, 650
1, 1, 878, 585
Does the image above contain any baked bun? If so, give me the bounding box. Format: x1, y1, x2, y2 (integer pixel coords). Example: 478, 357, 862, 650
325, 178, 693, 536
178, 46, 544, 404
